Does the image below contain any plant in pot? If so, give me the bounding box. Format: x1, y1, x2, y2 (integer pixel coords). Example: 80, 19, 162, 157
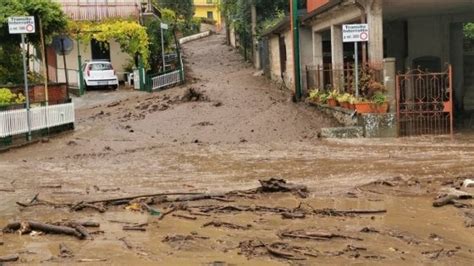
327, 89, 339, 107
348, 95, 357, 110
337, 93, 351, 109
371, 92, 389, 113
308, 88, 321, 103
319, 92, 329, 104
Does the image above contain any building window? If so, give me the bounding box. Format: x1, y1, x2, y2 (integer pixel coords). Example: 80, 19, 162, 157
207, 11, 214, 20
207, 0, 213, 4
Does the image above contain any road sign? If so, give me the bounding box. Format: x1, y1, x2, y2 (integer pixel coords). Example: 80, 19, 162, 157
342, 24, 369, 43
160, 23, 169, 30
52, 36, 74, 55
8, 16, 35, 34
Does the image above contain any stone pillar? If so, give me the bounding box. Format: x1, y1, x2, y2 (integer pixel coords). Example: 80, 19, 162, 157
450, 22, 464, 111
383, 58, 396, 113
313, 31, 324, 88
251, 2, 261, 69
366, 0, 384, 64
331, 24, 344, 90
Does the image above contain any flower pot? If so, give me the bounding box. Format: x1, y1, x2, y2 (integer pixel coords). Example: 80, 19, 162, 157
339, 101, 350, 109
355, 102, 389, 113
327, 99, 338, 107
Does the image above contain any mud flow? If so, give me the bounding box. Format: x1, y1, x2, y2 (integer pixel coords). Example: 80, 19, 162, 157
1, 33, 474, 265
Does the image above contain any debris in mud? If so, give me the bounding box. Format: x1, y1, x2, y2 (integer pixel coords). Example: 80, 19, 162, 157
66, 140, 78, 146
59, 243, 74, 258
203, 221, 251, 230
119, 237, 133, 249
162, 234, 210, 243
122, 224, 147, 232
464, 211, 474, 227
238, 240, 315, 261
462, 179, 474, 188
3, 221, 90, 239
107, 101, 121, 108
71, 202, 106, 213
433, 188, 472, 207
172, 213, 197, 220
360, 227, 380, 233
193, 121, 214, 127
181, 88, 209, 102
278, 229, 363, 241
313, 208, 387, 217
257, 178, 309, 198
213, 101, 223, 107
422, 248, 458, 260
0, 254, 19, 263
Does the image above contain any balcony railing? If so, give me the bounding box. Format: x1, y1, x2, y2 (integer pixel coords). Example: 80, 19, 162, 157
55, 0, 141, 21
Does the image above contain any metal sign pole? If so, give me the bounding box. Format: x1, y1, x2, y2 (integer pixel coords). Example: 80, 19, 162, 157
161, 27, 166, 72
355, 42, 359, 98
21, 33, 32, 141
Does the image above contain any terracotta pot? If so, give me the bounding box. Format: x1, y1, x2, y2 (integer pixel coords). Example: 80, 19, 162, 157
339, 101, 350, 109
355, 102, 389, 113
327, 98, 338, 107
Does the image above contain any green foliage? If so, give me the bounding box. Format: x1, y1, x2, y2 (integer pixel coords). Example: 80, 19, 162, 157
0, 0, 67, 84
157, 0, 194, 21
371, 92, 387, 105
260, 9, 286, 33
70, 20, 150, 68
464, 23, 474, 40
0, 88, 25, 106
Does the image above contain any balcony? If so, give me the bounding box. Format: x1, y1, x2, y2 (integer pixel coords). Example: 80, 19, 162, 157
55, 0, 142, 21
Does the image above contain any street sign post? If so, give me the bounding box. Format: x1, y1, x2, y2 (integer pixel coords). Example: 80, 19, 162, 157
8, 16, 36, 141
343, 24, 369, 98
160, 23, 168, 72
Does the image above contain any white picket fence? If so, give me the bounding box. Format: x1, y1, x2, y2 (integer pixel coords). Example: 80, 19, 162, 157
0, 103, 75, 138
151, 69, 182, 91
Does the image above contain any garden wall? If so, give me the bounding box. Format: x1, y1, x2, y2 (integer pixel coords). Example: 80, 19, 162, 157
3, 83, 68, 105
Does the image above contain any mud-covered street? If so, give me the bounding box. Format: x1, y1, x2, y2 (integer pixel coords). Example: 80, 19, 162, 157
1, 33, 474, 265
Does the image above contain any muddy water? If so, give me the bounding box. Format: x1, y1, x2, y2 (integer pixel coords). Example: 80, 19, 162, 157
1, 193, 473, 265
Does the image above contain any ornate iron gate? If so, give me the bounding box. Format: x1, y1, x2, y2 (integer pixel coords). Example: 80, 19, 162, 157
396, 66, 454, 137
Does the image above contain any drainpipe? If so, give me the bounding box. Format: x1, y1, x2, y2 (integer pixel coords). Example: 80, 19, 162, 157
290, 0, 302, 101
353, 0, 367, 65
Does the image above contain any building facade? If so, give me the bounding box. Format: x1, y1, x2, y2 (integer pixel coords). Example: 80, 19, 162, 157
193, 0, 222, 31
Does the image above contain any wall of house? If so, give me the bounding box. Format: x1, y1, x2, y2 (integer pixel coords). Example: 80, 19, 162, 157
300, 27, 313, 93
55, 40, 132, 84
307, 0, 329, 12
268, 30, 295, 92
194, 0, 222, 30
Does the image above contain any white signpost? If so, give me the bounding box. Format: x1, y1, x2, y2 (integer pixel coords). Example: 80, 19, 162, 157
160, 23, 169, 72
343, 24, 369, 98
8, 16, 36, 141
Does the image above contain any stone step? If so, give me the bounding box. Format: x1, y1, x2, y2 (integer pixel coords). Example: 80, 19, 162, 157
320, 126, 364, 139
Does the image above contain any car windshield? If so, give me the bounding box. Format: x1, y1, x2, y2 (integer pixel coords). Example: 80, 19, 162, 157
90, 63, 112, 71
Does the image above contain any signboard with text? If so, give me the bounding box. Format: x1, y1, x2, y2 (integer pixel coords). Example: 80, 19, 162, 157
8, 16, 36, 34
342, 24, 368, 43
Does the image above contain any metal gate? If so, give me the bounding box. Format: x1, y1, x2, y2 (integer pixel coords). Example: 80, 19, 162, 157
396, 66, 453, 137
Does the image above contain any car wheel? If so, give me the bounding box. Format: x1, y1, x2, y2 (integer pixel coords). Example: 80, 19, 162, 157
111, 85, 118, 90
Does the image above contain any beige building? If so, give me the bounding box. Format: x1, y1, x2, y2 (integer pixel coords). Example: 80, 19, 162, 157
45, 0, 155, 85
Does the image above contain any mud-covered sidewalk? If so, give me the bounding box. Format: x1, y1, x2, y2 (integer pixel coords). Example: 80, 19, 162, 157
0, 33, 473, 265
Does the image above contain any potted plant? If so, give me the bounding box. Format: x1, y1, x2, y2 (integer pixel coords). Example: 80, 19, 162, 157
337, 93, 351, 109
327, 89, 339, 107
308, 89, 321, 103
348, 95, 357, 110
319, 92, 329, 104
371, 92, 389, 113
354, 93, 389, 114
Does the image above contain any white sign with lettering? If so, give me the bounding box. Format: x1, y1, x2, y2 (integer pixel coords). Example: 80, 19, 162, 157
8, 16, 36, 34
342, 24, 368, 43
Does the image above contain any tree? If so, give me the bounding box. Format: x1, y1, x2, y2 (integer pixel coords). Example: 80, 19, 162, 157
0, 0, 68, 84
157, 0, 194, 21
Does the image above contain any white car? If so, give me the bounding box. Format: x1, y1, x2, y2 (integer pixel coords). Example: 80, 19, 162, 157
82, 61, 119, 90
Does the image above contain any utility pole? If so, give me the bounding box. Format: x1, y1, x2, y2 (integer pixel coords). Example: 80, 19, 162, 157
290, 0, 302, 101
251, 1, 260, 69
